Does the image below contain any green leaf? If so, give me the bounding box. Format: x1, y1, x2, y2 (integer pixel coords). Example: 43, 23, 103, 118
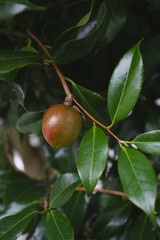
51, 3, 106, 64
118, 147, 157, 226
77, 125, 108, 196
49, 173, 81, 208
61, 192, 87, 233
131, 130, 160, 155
77, 0, 94, 27
0, 82, 25, 106
145, 113, 160, 131
46, 210, 74, 240
27, 215, 47, 240
0, 0, 46, 21
16, 111, 44, 136
92, 199, 131, 238
0, 205, 39, 240
93, 180, 131, 239
98, 0, 127, 49
66, 78, 109, 127
127, 215, 153, 240
0, 49, 43, 83
108, 41, 143, 127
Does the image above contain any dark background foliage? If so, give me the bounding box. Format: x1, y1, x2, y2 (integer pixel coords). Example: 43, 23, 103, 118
0, 0, 160, 239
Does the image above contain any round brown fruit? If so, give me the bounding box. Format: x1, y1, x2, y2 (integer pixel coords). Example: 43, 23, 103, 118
42, 104, 83, 148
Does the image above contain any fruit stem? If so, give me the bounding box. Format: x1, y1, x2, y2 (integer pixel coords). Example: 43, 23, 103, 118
27, 29, 123, 143
27, 29, 72, 98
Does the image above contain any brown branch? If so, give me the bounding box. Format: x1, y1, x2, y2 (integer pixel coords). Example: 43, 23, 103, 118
73, 97, 122, 142
76, 186, 128, 199
27, 29, 72, 98
26, 29, 122, 142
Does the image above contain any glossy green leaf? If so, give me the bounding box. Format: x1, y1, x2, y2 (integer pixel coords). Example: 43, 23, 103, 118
0, 82, 25, 106
98, 0, 127, 49
93, 180, 131, 238
0, 49, 43, 83
44, 143, 77, 174
127, 215, 153, 240
27, 215, 47, 240
92, 199, 131, 238
131, 130, 160, 154
16, 111, 44, 136
1, 179, 46, 219
46, 210, 74, 240
0, 0, 45, 21
51, 3, 106, 64
66, 78, 109, 127
77, 125, 108, 196
108, 41, 143, 127
61, 192, 87, 233
0, 205, 39, 240
118, 147, 157, 226
49, 173, 81, 208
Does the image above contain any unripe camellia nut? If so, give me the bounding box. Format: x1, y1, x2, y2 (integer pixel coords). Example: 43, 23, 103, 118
42, 104, 83, 148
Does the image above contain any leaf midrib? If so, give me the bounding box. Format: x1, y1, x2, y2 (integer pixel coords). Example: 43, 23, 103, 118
51, 211, 64, 240
123, 148, 146, 202
112, 46, 137, 125
0, 210, 37, 238
50, 180, 79, 207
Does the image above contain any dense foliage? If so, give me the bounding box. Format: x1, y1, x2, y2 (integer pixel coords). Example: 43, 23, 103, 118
0, 0, 160, 239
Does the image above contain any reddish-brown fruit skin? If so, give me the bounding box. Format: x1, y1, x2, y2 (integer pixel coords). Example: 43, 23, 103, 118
42, 104, 83, 148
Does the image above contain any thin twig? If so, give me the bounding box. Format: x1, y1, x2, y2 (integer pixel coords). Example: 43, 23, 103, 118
27, 29, 72, 98
76, 186, 128, 199
73, 97, 122, 142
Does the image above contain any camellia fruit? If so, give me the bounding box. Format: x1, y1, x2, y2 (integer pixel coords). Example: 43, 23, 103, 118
42, 104, 83, 148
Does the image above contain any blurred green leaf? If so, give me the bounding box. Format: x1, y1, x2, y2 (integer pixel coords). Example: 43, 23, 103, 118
16, 111, 44, 136
0, 0, 46, 21
142, 35, 160, 81
77, 125, 108, 196
108, 41, 143, 127
0, 82, 25, 106
27, 215, 47, 240
146, 0, 160, 10
61, 192, 87, 233
131, 130, 160, 154
127, 215, 153, 240
118, 147, 157, 226
92, 198, 131, 238
98, 0, 127, 49
43, 142, 78, 173
49, 173, 81, 208
51, 3, 106, 64
145, 113, 160, 131
0, 49, 43, 83
0, 205, 39, 240
67, 78, 109, 127
1, 179, 46, 219
46, 210, 74, 240
0, 170, 26, 192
